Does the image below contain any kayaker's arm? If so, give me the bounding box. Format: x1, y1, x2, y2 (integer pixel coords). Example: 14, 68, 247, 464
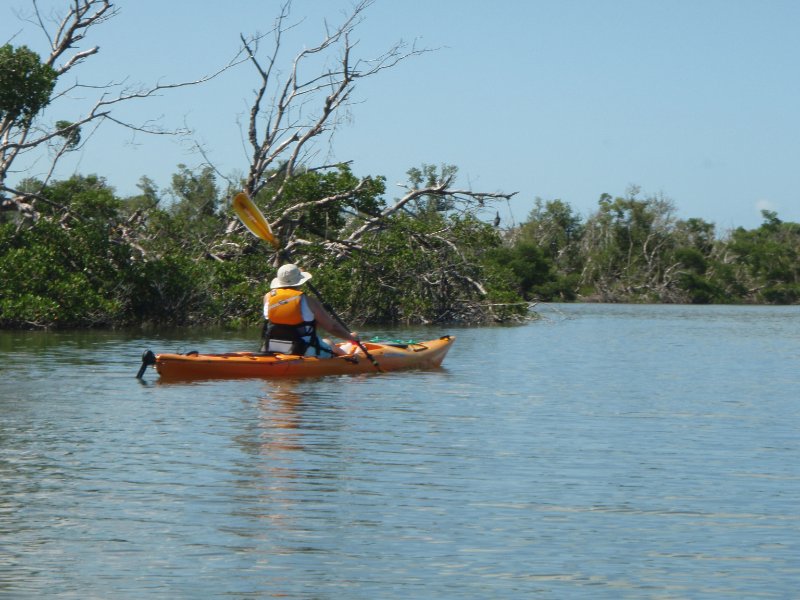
305, 295, 359, 342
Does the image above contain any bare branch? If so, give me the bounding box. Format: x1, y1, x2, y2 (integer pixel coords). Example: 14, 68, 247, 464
37, 0, 116, 74
238, 0, 431, 204
342, 183, 516, 248
58, 46, 100, 73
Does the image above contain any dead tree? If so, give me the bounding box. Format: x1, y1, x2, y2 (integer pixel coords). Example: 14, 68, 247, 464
232, 1, 515, 254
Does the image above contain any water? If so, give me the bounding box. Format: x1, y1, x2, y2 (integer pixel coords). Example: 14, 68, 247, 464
1, 304, 799, 599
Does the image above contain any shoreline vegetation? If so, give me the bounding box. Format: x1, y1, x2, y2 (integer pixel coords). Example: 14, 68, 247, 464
1, 170, 798, 331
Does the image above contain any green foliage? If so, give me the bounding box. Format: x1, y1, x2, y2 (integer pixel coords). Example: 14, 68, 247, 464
313, 210, 526, 324
162, 165, 225, 248
723, 210, 800, 302
5, 163, 799, 333
126, 255, 210, 324
0, 44, 57, 124
406, 164, 458, 213
485, 243, 551, 298
48, 174, 120, 219
55, 120, 81, 149
507, 198, 585, 300
122, 176, 160, 214
673, 217, 716, 254
1, 173, 223, 328
169, 164, 220, 218
504, 193, 800, 306
518, 198, 584, 266
762, 283, 800, 304
5, 163, 520, 330
0, 214, 124, 327
261, 164, 386, 241
245, 163, 528, 326
674, 271, 725, 304
673, 247, 707, 274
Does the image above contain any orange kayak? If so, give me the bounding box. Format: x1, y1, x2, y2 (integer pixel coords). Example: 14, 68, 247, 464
137, 336, 454, 380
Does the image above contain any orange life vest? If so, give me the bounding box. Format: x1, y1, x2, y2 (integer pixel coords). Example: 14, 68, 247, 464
263, 288, 318, 354
267, 288, 307, 325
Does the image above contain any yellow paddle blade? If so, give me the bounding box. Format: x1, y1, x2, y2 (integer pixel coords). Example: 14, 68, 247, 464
232, 192, 280, 250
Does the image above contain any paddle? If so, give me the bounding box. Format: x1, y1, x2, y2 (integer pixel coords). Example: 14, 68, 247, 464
232, 191, 382, 371
232, 192, 280, 251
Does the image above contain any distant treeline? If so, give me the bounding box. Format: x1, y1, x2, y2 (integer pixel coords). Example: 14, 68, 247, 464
1, 168, 798, 330
501, 188, 800, 305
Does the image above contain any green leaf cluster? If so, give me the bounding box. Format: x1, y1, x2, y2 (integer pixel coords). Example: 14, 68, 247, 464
0, 44, 57, 124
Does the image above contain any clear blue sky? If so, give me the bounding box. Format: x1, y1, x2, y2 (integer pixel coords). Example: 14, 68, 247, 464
4, 0, 799, 232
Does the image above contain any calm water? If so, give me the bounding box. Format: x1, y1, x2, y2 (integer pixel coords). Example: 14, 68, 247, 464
1, 304, 799, 599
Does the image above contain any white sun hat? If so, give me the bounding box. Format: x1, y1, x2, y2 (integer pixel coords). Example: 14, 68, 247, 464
270, 264, 313, 289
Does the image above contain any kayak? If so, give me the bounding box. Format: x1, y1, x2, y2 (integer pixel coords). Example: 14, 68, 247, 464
137, 336, 454, 380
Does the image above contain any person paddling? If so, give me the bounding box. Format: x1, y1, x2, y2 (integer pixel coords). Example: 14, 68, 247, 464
260, 264, 359, 356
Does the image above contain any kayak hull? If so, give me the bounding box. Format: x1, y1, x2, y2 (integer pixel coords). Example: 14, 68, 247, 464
147, 336, 454, 380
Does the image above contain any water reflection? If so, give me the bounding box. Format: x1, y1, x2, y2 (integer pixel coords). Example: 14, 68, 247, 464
257, 381, 305, 457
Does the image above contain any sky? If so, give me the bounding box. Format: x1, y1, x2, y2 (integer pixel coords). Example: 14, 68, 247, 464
3, 0, 799, 232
